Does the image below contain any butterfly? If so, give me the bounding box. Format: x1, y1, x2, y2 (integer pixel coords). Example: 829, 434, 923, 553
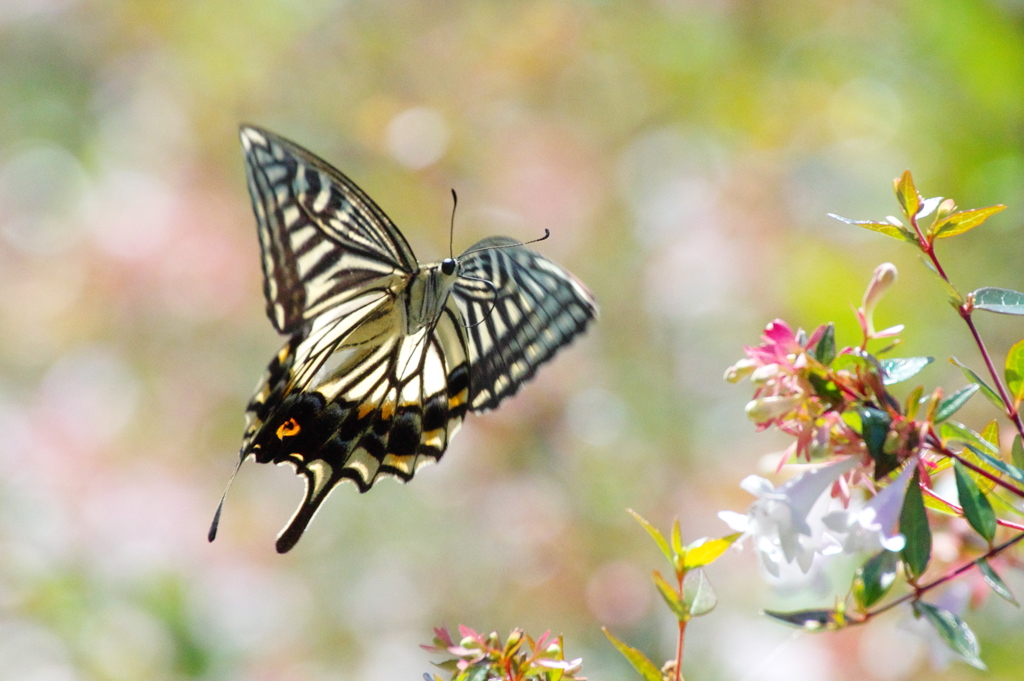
209, 125, 598, 552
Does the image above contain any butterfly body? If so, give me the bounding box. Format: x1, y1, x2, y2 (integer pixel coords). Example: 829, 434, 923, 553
222, 126, 597, 552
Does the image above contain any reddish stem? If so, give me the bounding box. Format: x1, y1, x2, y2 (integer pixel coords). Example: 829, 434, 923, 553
908, 210, 948, 280
958, 308, 1024, 440
675, 570, 686, 681
914, 212, 1024, 441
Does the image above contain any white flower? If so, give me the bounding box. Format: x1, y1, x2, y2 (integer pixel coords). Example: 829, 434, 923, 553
724, 358, 757, 383
750, 363, 781, 385
719, 457, 859, 576
744, 394, 803, 422
823, 459, 917, 554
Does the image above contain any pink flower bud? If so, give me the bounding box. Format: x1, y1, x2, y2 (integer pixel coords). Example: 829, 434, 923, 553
862, 263, 898, 314
936, 198, 956, 219
861, 263, 898, 337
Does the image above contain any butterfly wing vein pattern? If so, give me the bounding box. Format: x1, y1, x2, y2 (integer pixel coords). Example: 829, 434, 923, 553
454, 237, 597, 411
221, 125, 597, 552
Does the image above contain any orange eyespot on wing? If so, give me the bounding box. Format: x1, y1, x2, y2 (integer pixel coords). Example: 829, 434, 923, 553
276, 418, 301, 439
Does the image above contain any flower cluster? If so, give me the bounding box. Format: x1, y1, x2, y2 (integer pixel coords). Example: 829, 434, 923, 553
726, 318, 864, 464
422, 626, 584, 681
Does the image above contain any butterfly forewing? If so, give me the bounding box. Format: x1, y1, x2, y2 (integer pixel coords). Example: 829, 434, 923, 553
454, 237, 597, 411
241, 126, 417, 333
221, 127, 596, 552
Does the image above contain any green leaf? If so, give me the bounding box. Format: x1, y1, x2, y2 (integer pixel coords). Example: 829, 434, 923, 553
915, 601, 987, 670
1005, 340, 1024, 407
894, 170, 921, 219
683, 533, 741, 569
978, 558, 1018, 606
683, 568, 717, 617
934, 384, 979, 423
954, 461, 996, 543
860, 407, 897, 478
463, 665, 490, 681
963, 443, 1024, 485
628, 509, 672, 565
433, 660, 460, 674
933, 204, 1006, 239
828, 214, 916, 243
652, 570, 686, 620
923, 487, 960, 516
880, 357, 933, 385
900, 467, 931, 579
981, 420, 1000, 452
989, 491, 1024, 518
601, 628, 663, 681
973, 287, 1024, 315
807, 372, 843, 407
958, 443, 1004, 496
852, 550, 899, 609
950, 357, 1004, 409
763, 608, 841, 631
812, 323, 836, 365
670, 518, 683, 557
905, 385, 924, 420
940, 421, 999, 455
1012, 436, 1024, 470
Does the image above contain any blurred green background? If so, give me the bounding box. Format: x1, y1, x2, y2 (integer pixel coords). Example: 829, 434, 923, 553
2, 0, 1024, 679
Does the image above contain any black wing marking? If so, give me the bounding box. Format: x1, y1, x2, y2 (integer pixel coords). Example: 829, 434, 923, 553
241, 296, 471, 553
453, 237, 598, 411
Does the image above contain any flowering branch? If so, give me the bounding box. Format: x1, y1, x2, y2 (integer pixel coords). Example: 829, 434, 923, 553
724, 170, 1023, 671
422, 626, 584, 681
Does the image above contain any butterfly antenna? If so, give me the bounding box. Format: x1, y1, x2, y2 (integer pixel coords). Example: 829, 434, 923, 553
460, 275, 500, 328
208, 456, 245, 542
460, 229, 550, 257
521, 228, 550, 246
449, 189, 458, 259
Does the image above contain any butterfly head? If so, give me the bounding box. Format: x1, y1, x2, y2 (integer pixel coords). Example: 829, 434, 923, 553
441, 257, 458, 276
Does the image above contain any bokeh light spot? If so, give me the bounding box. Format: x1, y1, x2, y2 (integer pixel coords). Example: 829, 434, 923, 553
386, 107, 450, 170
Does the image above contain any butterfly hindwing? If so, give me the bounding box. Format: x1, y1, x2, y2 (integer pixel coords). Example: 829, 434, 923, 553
246, 296, 470, 553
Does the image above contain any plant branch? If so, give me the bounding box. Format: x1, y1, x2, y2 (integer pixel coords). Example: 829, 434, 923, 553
958, 308, 1024, 440
864, 530, 1024, 620
675, 570, 685, 681
918, 224, 1024, 439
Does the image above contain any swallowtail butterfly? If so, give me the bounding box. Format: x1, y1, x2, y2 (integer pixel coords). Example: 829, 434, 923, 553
210, 126, 597, 552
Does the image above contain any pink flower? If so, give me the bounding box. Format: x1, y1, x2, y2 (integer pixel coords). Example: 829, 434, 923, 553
727, 319, 861, 463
